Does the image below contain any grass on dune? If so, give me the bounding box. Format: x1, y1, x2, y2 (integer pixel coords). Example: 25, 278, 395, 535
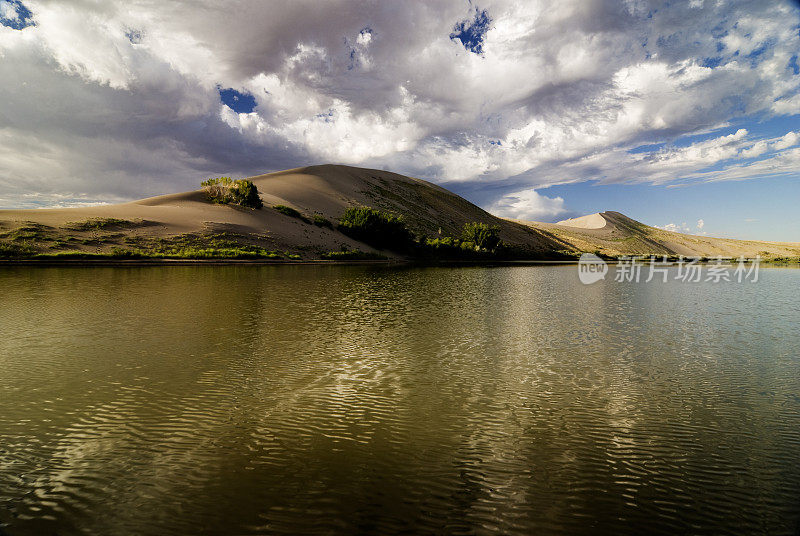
312, 214, 333, 229
62, 218, 142, 231
0, 230, 303, 260
273, 204, 310, 223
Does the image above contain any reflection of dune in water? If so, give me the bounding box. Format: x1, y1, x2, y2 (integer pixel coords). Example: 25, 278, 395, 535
0, 266, 799, 534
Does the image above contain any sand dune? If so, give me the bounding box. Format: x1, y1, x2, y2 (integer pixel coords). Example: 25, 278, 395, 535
556, 213, 607, 229
523, 211, 800, 258
0, 165, 796, 259
0, 165, 561, 258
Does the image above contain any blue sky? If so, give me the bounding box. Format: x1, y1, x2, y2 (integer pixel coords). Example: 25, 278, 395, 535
538, 174, 800, 241
461, 112, 800, 240
218, 88, 256, 114
0, 0, 798, 241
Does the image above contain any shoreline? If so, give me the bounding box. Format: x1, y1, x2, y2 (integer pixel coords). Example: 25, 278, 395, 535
0, 257, 789, 267
0, 258, 577, 267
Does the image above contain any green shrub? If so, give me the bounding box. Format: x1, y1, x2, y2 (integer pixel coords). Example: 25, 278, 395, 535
423, 236, 475, 256
425, 236, 461, 250
201, 177, 263, 209
338, 206, 414, 252
420, 232, 515, 260
461, 222, 501, 251
110, 247, 145, 258
273, 205, 309, 222
312, 214, 333, 229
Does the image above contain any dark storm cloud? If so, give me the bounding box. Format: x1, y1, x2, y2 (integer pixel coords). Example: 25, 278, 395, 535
0, 0, 798, 218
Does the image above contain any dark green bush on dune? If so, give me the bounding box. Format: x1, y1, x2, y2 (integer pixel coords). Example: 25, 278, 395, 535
461, 222, 501, 251
420, 222, 505, 258
201, 177, 263, 209
335, 207, 503, 258
338, 207, 415, 252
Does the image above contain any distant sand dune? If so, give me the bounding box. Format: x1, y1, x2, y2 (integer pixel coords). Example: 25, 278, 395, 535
522, 210, 799, 258
556, 213, 607, 229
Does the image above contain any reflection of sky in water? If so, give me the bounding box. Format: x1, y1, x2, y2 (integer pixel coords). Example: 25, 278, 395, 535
0, 266, 798, 535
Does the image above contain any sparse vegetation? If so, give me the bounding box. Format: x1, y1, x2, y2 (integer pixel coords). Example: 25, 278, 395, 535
201, 177, 263, 209
0, 224, 311, 260
34, 251, 125, 259
123, 232, 284, 258
0, 242, 37, 257
62, 218, 138, 231
338, 206, 415, 252
0, 223, 51, 242
273, 204, 309, 222
321, 250, 388, 260
312, 214, 333, 229
761, 256, 800, 264
13, 248, 286, 260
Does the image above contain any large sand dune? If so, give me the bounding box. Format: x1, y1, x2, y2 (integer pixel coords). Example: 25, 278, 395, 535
0, 165, 561, 258
0, 165, 796, 259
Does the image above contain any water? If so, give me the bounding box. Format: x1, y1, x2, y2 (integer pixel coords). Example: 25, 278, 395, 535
0, 265, 799, 535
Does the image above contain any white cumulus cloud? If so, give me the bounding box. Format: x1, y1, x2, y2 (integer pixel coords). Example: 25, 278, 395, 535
0, 0, 797, 209
657, 222, 691, 233
488, 189, 567, 221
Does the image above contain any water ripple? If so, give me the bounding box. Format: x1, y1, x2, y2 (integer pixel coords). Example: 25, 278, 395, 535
0, 266, 798, 535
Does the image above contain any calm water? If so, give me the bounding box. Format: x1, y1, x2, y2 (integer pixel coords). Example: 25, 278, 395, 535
1, 265, 799, 535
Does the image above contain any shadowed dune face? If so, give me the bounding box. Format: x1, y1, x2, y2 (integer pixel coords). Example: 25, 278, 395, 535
0, 164, 797, 259
247, 165, 567, 254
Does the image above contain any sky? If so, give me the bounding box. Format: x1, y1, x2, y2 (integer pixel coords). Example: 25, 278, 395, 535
0, 0, 798, 240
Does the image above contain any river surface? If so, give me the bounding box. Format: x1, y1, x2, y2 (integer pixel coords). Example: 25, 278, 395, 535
0, 265, 799, 535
